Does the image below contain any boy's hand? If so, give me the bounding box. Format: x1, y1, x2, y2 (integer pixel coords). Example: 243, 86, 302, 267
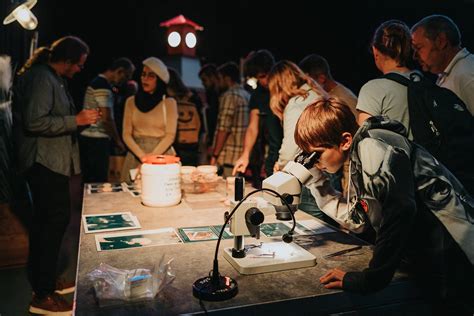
319, 268, 346, 289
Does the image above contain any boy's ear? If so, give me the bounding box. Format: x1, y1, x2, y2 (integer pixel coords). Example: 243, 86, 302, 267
340, 132, 353, 151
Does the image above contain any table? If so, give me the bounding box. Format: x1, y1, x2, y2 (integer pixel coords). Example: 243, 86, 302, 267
74, 184, 430, 315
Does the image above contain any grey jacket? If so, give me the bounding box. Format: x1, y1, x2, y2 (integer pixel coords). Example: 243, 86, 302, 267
306, 116, 474, 294
13, 64, 80, 176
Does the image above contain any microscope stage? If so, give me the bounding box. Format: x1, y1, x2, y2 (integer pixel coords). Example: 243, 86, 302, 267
223, 242, 317, 275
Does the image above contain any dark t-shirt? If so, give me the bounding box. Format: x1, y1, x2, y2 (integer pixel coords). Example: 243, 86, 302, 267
205, 90, 219, 146
248, 85, 283, 175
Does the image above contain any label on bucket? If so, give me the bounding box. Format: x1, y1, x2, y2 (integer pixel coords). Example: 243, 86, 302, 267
141, 164, 182, 207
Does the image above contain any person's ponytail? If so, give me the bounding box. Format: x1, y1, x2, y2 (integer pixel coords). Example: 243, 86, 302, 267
17, 46, 51, 76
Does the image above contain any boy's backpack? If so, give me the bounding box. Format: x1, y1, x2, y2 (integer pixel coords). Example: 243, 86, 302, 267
176, 100, 201, 144
383, 72, 474, 193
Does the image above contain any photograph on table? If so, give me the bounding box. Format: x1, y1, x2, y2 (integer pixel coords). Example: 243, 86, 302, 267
177, 225, 232, 242
128, 190, 141, 197
86, 182, 124, 194
119, 182, 141, 197
260, 222, 294, 237
83, 212, 141, 233
95, 228, 182, 251
211, 225, 234, 239
259, 220, 335, 238
293, 219, 335, 235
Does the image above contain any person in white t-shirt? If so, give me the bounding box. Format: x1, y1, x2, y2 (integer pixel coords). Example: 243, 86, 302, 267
411, 14, 474, 115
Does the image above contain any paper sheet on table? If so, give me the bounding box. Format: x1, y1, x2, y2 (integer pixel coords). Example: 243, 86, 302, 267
95, 227, 182, 251
83, 212, 141, 233
292, 219, 335, 235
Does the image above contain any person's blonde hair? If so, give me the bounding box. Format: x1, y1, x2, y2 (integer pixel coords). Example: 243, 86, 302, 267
295, 97, 359, 153
268, 60, 327, 120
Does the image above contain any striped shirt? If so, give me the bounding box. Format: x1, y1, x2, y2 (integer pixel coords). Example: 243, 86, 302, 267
215, 85, 250, 166
81, 75, 114, 138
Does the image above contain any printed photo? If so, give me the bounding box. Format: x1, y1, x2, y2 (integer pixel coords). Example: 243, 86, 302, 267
177, 226, 219, 243
292, 219, 335, 235
260, 222, 292, 237
87, 183, 124, 194
83, 212, 141, 233
95, 228, 182, 251
211, 225, 233, 239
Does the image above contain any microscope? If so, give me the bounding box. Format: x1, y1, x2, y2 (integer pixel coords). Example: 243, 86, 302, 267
222, 152, 320, 274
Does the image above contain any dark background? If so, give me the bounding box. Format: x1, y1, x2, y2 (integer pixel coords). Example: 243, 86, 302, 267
2, 0, 474, 101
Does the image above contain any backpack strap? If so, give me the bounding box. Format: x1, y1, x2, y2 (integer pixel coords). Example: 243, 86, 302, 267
382, 72, 411, 86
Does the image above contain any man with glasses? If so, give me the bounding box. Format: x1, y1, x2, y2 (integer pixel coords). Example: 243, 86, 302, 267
80, 58, 135, 183
13, 36, 99, 314
411, 14, 474, 115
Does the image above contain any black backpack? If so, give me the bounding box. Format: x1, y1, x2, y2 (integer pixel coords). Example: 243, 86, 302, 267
384, 72, 474, 194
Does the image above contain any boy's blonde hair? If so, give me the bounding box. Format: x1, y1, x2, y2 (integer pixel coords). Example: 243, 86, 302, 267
295, 98, 359, 153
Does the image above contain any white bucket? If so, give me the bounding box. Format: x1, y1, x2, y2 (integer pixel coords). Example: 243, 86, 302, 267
141, 159, 181, 207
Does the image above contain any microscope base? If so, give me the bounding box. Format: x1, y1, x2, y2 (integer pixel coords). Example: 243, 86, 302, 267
223, 242, 316, 275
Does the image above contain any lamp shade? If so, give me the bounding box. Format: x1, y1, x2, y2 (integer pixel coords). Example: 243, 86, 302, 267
3, 0, 38, 30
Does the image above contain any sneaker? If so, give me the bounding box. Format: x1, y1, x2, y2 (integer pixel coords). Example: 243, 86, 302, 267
55, 278, 75, 295
29, 293, 72, 315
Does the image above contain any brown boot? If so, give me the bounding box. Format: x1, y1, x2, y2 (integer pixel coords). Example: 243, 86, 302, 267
55, 278, 75, 295
29, 293, 72, 315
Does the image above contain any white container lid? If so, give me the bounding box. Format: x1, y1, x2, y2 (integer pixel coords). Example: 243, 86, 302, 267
181, 166, 197, 174
197, 165, 218, 174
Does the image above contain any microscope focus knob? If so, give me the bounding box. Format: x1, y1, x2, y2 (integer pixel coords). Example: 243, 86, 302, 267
245, 207, 264, 226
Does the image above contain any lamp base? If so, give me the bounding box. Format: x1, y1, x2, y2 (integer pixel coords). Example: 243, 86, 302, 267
192, 275, 238, 301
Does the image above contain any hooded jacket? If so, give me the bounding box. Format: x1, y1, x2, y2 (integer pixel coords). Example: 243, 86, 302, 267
306, 116, 474, 295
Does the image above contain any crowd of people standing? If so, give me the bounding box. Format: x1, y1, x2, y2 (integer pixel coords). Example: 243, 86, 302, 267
9, 14, 474, 315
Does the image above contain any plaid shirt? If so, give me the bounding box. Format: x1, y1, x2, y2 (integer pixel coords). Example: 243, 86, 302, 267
214, 85, 250, 166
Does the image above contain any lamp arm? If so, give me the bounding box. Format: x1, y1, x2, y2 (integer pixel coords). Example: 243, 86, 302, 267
213, 187, 296, 264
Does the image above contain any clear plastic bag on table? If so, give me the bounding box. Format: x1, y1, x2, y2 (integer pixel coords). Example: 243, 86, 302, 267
87, 255, 175, 303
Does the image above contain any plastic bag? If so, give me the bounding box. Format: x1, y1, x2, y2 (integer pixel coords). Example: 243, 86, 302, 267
87, 255, 174, 303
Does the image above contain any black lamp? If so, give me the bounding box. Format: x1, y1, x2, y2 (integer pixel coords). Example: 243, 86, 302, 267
192, 177, 296, 301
